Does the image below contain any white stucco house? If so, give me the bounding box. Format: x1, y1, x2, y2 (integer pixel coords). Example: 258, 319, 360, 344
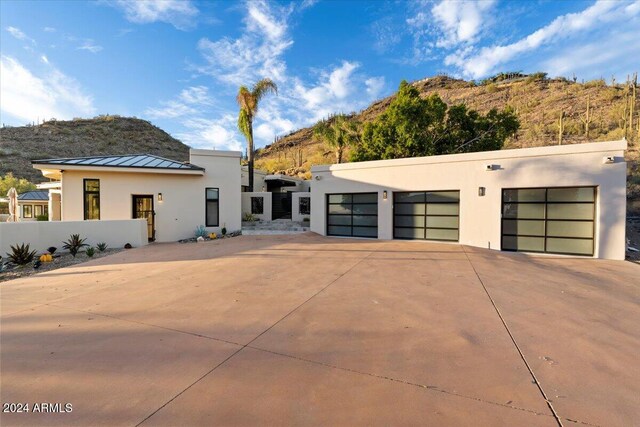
0, 139, 627, 260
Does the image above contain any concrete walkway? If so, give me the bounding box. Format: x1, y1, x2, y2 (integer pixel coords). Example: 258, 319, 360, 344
1, 234, 638, 426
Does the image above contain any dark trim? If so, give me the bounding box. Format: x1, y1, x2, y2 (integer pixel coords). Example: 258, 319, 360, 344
500, 186, 596, 256
83, 178, 100, 220
393, 190, 460, 242
326, 192, 378, 238
205, 187, 219, 227
33, 154, 205, 171
132, 195, 155, 242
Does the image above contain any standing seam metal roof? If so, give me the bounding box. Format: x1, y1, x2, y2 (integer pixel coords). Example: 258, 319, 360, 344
32, 154, 204, 171
18, 190, 49, 201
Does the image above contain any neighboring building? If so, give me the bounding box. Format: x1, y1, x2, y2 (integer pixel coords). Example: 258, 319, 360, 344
31, 150, 242, 242
310, 140, 627, 260
18, 190, 49, 221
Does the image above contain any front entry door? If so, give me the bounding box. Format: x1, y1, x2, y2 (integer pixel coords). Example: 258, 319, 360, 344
132, 195, 155, 241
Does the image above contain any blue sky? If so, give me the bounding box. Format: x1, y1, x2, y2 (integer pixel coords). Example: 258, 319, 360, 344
1, 0, 639, 151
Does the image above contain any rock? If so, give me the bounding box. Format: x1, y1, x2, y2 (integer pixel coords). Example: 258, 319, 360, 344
196, 236, 205, 242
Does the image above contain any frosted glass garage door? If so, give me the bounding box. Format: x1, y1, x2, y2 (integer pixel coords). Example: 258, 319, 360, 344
501, 187, 595, 256
327, 193, 378, 238
393, 191, 460, 241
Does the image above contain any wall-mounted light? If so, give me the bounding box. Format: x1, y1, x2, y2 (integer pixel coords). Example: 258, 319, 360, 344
383, 190, 388, 200
603, 156, 615, 164
158, 193, 163, 202
478, 187, 486, 197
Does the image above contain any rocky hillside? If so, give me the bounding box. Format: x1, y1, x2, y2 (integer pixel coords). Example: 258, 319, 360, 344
0, 116, 190, 183
255, 75, 639, 207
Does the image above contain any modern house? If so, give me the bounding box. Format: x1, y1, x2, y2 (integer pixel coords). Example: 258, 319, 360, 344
15, 139, 627, 260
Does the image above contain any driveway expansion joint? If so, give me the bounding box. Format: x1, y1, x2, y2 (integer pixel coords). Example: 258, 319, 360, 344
462, 246, 565, 427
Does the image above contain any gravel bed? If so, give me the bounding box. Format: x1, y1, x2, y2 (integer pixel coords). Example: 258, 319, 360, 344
0, 248, 123, 283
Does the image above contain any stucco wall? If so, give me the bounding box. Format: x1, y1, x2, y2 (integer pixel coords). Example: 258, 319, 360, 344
310, 140, 627, 260
241, 192, 272, 221
292, 192, 311, 222
18, 201, 48, 221
58, 150, 242, 242
0, 219, 147, 255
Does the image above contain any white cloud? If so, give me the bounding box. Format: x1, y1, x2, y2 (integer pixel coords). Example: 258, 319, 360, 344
43, 27, 56, 33
175, 116, 244, 151
0, 55, 95, 123
365, 76, 385, 97
111, 0, 199, 30
6, 26, 36, 45
197, 0, 293, 85
77, 40, 103, 53
445, 0, 639, 79
430, 0, 496, 47
144, 85, 214, 119
40, 55, 49, 64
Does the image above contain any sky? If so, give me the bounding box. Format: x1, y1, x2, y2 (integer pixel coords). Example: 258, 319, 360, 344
1, 0, 639, 152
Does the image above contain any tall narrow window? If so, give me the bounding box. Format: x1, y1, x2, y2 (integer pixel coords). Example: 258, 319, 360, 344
84, 179, 100, 220
206, 188, 219, 226
299, 197, 310, 215
23, 205, 33, 218
251, 196, 264, 214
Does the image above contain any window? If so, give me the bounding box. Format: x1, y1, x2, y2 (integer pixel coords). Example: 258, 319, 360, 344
23, 205, 33, 218
34, 205, 43, 217
206, 188, 219, 226
501, 186, 595, 256
251, 196, 264, 214
299, 197, 310, 215
43, 206, 48, 216
84, 179, 100, 220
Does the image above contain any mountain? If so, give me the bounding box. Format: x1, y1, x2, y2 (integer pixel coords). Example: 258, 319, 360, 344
254, 75, 639, 208
0, 116, 190, 183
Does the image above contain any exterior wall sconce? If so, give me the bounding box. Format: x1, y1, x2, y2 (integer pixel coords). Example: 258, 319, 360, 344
383, 190, 388, 200
158, 193, 163, 202
478, 187, 486, 196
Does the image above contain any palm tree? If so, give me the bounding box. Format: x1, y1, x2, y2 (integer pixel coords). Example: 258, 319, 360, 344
236, 78, 278, 192
313, 114, 359, 164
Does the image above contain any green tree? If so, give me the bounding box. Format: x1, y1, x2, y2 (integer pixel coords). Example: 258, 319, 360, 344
0, 173, 36, 197
313, 115, 359, 163
236, 78, 278, 191
351, 80, 519, 161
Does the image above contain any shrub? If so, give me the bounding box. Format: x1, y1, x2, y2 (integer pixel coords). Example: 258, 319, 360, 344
7, 243, 37, 265
36, 214, 48, 221
222, 224, 227, 236
62, 234, 88, 257
96, 242, 108, 252
243, 212, 257, 222
303, 217, 310, 222
86, 247, 95, 257
194, 225, 207, 238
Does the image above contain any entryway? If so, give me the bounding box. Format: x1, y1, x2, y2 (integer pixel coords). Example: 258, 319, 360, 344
132, 195, 155, 241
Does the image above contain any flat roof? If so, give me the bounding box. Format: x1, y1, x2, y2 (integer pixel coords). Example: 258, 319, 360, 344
18, 190, 49, 201
32, 154, 205, 171
311, 140, 627, 172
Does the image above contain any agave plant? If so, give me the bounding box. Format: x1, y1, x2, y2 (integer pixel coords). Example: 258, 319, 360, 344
96, 242, 108, 252
194, 225, 207, 238
62, 234, 88, 257
85, 247, 95, 257
6, 243, 37, 266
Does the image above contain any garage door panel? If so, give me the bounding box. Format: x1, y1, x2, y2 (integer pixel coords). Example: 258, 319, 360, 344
502, 219, 545, 236
352, 204, 378, 215
352, 227, 378, 237
395, 204, 426, 215
353, 193, 378, 203
501, 187, 595, 256
502, 203, 545, 219
394, 228, 424, 239
428, 204, 459, 215
426, 216, 458, 229
328, 215, 351, 226
427, 191, 460, 203
425, 228, 459, 241
546, 221, 593, 238
328, 194, 352, 204
547, 203, 594, 220
353, 215, 377, 227
395, 192, 425, 203
395, 215, 425, 227
328, 225, 353, 236
546, 238, 593, 255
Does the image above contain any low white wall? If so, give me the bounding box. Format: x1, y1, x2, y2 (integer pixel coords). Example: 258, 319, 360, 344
311, 140, 627, 260
0, 219, 147, 255
241, 192, 272, 221
292, 192, 311, 222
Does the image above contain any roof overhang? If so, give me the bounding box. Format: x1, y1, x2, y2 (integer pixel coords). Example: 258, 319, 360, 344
32, 163, 205, 179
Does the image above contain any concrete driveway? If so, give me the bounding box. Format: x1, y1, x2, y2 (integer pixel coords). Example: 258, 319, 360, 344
1, 234, 638, 426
